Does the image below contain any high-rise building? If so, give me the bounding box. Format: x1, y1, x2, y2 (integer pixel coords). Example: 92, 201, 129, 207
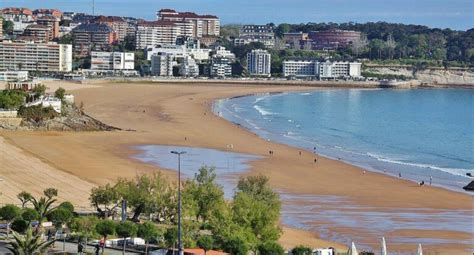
135, 20, 180, 49
282, 59, 316, 78
36, 15, 60, 40
0, 18, 4, 39
150, 53, 176, 76
91, 51, 135, 70
93, 16, 128, 42
157, 9, 220, 38
72, 23, 117, 56
247, 49, 271, 77
23, 24, 51, 42
0, 41, 72, 72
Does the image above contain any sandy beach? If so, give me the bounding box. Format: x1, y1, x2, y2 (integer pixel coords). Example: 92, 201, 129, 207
0, 80, 472, 253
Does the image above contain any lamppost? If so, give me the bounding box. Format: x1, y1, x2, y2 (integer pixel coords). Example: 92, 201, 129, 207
171, 151, 186, 255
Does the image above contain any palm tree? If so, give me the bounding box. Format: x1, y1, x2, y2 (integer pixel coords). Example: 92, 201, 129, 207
30, 197, 57, 222
6, 227, 54, 255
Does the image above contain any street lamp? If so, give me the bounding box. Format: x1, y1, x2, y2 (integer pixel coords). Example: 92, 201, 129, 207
171, 151, 186, 255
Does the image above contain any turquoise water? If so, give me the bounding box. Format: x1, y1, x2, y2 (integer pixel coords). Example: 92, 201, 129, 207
214, 88, 474, 192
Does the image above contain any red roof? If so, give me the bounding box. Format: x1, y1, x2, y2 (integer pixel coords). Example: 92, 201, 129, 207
1, 7, 33, 16
183, 249, 230, 255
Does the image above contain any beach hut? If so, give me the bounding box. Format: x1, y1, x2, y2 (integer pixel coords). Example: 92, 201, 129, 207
347, 242, 358, 255
416, 244, 423, 255
381, 237, 387, 255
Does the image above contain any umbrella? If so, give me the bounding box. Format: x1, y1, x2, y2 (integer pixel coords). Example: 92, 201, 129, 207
417, 243, 423, 255
347, 241, 358, 255
381, 237, 387, 255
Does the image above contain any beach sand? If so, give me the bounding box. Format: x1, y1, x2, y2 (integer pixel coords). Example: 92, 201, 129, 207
0, 80, 472, 253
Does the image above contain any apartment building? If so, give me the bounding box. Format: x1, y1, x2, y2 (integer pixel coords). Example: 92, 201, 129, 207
72, 23, 117, 55
283, 59, 361, 79
23, 24, 51, 42
247, 49, 271, 77
145, 44, 211, 62
283, 32, 309, 43
1, 7, 34, 22
91, 51, 135, 70
180, 56, 199, 77
150, 53, 176, 76
36, 15, 60, 40
135, 20, 180, 49
157, 9, 220, 38
0, 71, 29, 82
0, 18, 3, 39
93, 16, 128, 42
32, 9, 62, 19
210, 57, 232, 77
235, 24, 275, 48
0, 41, 72, 72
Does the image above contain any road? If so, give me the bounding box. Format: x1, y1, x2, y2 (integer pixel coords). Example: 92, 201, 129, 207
0, 241, 141, 254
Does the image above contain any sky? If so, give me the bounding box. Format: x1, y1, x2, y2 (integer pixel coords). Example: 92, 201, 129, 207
2, 0, 473, 30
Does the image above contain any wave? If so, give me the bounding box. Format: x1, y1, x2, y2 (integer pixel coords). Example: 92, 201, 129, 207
300, 92, 311, 96
253, 105, 275, 116
366, 153, 472, 177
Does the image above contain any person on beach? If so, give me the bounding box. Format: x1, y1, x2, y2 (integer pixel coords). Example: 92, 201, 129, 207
299, 151, 301, 156
399, 172, 402, 178
314, 158, 318, 163
430, 176, 432, 185
419, 180, 425, 186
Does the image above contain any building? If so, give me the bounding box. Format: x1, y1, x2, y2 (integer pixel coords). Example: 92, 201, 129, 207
157, 9, 220, 38
283, 59, 361, 79
234, 24, 275, 48
0, 18, 3, 39
308, 29, 361, 49
36, 15, 60, 40
180, 56, 199, 77
150, 53, 176, 76
135, 20, 180, 49
283, 32, 309, 43
72, 23, 117, 55
210, 57, 232, 77
0, 41, 72, 72
1, 7, 33, 22
32, 9, 62, 19
145, 45, 211, 62
23, 24, 51, 42
91, 51, 135, 70
0, 71, 29, 82
93, 16, 128, 42
283, 59, 317, 78
247, 49, 271, 77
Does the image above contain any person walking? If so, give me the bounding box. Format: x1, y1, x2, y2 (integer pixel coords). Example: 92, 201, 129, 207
430, 176, 432, 185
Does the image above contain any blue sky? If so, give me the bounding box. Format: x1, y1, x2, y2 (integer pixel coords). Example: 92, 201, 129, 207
3, 0, 473, 30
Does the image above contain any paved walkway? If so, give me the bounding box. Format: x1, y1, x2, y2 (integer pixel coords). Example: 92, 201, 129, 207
0, 241, 141, 255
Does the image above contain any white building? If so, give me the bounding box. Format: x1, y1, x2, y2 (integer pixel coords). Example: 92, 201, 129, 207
136, 20, 180, 49
0, 71, 29, 82
210, 46, 235, 77
247, 49, 271, 77
90, 51, 135, 70
145, 45, 211, 62
180, 56, 199, 77
283, 59, 361, 79
150, 53, 176, 76
0, 41, 72, 72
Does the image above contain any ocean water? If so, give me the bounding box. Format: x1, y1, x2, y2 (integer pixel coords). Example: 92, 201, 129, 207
214, 88, 474, 192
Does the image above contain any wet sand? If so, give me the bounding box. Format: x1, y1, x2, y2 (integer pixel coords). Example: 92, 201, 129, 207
0, 80, 472, 253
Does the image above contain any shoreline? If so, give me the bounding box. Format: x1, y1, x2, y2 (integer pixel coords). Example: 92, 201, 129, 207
1, 80, 472, 253
212, 91, 470, 195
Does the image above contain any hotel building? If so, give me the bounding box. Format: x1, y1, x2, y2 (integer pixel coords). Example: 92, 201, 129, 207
135, 20, 180, 49
91, 51, 135, 70
157, 9, 220, 38
0, 41, 72, 72
247, 49, 271, 77
283, 59, 361, 79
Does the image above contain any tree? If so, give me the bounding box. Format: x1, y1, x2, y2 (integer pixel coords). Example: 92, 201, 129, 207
32, 84, 47, 99
292, 245, 313, 255
3, 20, 14, 35
258, 241, 285, 255
21, 208, 40, 224
89, 184, 120, 218
29, 188, 59, 222
11, 219, 29, 234
69, 216, 99, 254
115, 221, 138, 255
48, 207, 74, 251
17, 192, 32, 208
58, 34, 72, 44
0, 204, 21, 237
385, 34, 397, 59
275, 23, 291, 38
95, 219, 116, 254
197, 235, 214, 254
0, 90, 26, 110
6, 227, 54, 255
54, 87, 66, 101
137, 221, 161, 254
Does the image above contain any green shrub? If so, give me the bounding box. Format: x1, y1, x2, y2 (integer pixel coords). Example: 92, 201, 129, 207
18, 105, 58, 123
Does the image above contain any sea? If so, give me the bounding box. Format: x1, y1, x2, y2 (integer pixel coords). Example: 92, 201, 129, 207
214, 88, 474, 192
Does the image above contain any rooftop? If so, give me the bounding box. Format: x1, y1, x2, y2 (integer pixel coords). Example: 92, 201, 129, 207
1, 7, 33, 16
93, 15, 126, 23
72, 23, 114, 33
158, 9, 218, 19
137, 20, 177, 27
